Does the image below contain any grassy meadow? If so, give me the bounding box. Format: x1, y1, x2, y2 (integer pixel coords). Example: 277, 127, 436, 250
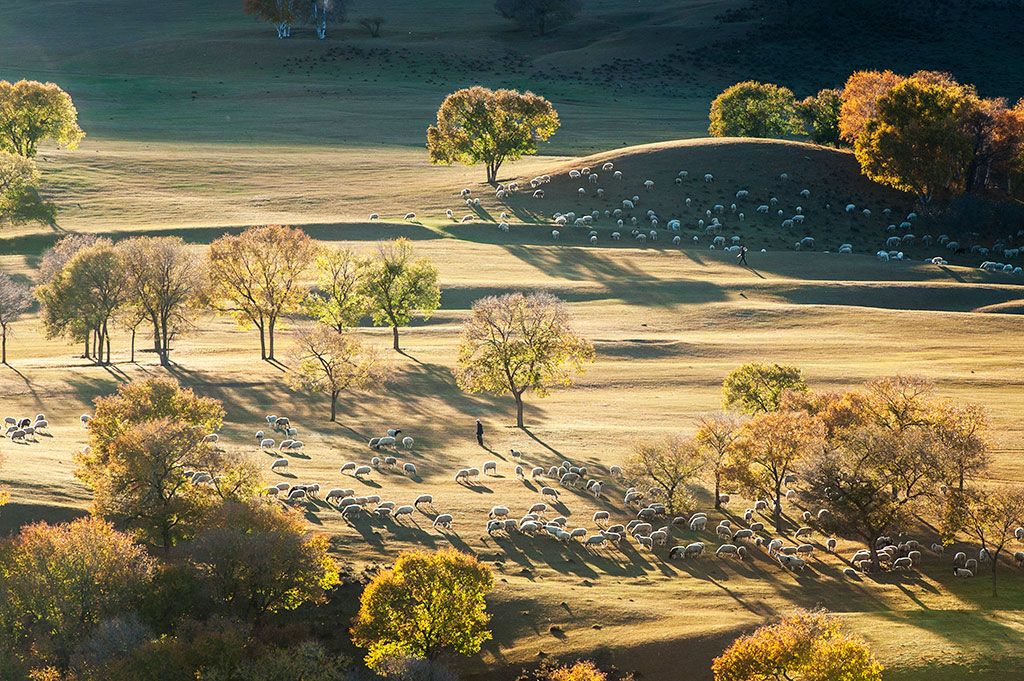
2, 0, 1024, 679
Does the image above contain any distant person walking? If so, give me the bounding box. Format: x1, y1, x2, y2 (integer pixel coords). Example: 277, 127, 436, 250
737, 245, 748, 266
476, 419, 484, 447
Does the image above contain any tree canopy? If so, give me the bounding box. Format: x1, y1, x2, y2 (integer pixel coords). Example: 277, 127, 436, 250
494, 0, 582, 36
455, 292, 594, 427
428, 87, 560, 183
351, 548, 493, 667
0, 79, 84, 158
722, 362, 808, 414
304, 246, 365, 332
0, 269, 32, 364
708, 81, 802, 138
623, 435, 705, 514
0, 151, 55, 226
798, 88, 843, 146
358, 238, 440, 351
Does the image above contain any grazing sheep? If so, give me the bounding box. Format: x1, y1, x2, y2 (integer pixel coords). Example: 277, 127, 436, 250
672, 542, 705, 559
718, 493, 730, 507
541, 486, 560, 501
394, 505, 414, 520
271, 458, 289, 471
489, 505, 510, 519
340, 462, 356, 474
514, 465, 525, 480
954, 567, 974, 578
354, 465, 372, 478
965, 558, 979, 572
826, 538, 837, 553
954, 551, 967, 566
530, 466, 545, 482
795, 526, 812, 538
432, 514, 454, 530
403, 462, 417, 476
716, 543, 739, 557
483, 461, 497, 475
551, 229, 559, 240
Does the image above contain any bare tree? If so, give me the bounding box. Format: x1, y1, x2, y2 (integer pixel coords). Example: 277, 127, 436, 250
0, 269, 32, 364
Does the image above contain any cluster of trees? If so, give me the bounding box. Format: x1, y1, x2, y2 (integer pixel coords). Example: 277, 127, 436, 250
624, 363, 1020, 593
495, 0, 582, 36
428, 87, 560, 184
243, 0, 347, 39
1, 79, 83, 227
708, 72, 1024, 204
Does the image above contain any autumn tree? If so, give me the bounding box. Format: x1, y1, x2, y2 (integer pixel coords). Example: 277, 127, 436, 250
78, 419, 260, 551
188, 500, 340, 623
84, 377, 226, 467
839, 70, 904, 145
855, 76, 977, 204
932, 400, 990, 492
244, 0, 298, 38
712, 610, 882, 681
942, 486, 1024, 597
288, 325, 390, 421
962, 96, 1024, 195
119, 236, 207, 367
0, 151, 55, 226
696, 412, 744, 510
209, 225, 317, 360
38, 233, 98, 283
0, 269, 32, 364
358, 238, 440, 352
351, 548, 493, 667
623, 435, 705, 514
35, 238, 128, 364
427, 87, 560, 183
304, 246, 365, 332
708, 81, 802, 139
455, 292, 594, 428
722, 362, 808, 414
0, 80, 84, 158
798, 88, 843, 146
494, 0, 582, 36
0, 517, 155, 669
725, 410, 824, 529
548, 661, 607, 681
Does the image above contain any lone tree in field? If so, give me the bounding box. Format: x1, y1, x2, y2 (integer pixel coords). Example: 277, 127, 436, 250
708, 81, 802, 139
297, 0, 347, 39
942, 486, 1024, 597
623, 435, 705, 514
855, 76, 977, 204
428, 87, 560, 183
119, 236, 207, 367
76, 419, 260, 551
0, 517, 155, 670
1, 151, 56, 226
243, 0, 298, 38
358, 238, 440, 352
695, 412, 744, 510
494, 0, 582, 36
712, 610, 882, 681
359, 16, 385, 37
351, 548, 493, 667
209, 225, 317, 361
288, 325, 391, 421
188, 500, 340, 624
0, 80, 84, 158
0, 269, 32, 364
455, 292, 594, 428
722, 362, 808, 414
724, 409, 824, 529
304, 246, 365, 332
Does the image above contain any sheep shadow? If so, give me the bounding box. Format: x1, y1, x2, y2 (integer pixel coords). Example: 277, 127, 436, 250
273, 471, 297, 479
461, 482, 494, 494
355, 478, 382, 489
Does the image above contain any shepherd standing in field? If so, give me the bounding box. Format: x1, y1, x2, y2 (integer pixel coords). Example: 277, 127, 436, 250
737, 245, 748, 266
476, 419, 484, 447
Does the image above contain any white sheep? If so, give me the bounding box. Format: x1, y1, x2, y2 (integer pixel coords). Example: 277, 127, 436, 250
354, 465, 372, 478
403, 462, 417, 476
551, 230, 560, 240
271, 458, 288, 471
260, 438, 275, 450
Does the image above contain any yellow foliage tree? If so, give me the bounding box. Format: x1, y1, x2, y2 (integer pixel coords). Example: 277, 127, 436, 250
358, 238, 440, 352
351, 548, 493, 666
623, 435, 705, 514
712, 610, 882, 681
548, 660, 607, 681
0, 79, 84, 157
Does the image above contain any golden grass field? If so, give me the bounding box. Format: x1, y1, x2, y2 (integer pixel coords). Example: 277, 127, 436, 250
3, 0, 1024, 678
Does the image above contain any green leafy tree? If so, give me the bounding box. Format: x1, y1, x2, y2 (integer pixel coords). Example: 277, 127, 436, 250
351, 548, 493, 667
713, 610, 882, 681
359, 238, 440, 352
428, 86, 560, 183
209, 224, 317, 360
798, 88, 843, 146
722, 362, 808, 414
188, 500, 340, 623
77, 418, 260, 551
854, 77, 978, 204
0, 79, 84, 158
304, 247, 365, 332
623, 435, 705, 514
0, 151, 55, 226
0, 517, 155, 670
455, 292, 594, 428
288, 325, 391, 422
708, 81, 802, 138
0, 269, 32, 364
494, 0, 582, 36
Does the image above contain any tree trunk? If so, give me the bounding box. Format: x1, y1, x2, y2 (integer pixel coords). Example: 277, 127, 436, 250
714, 473, 721, 511
268, 319, 276, 360
330, 391, 338, 422
84, 335, 89, 359
773, 484, 782, 529
392, 325, 400, 351
514, 392, 524, 428
991, 555, 999, 597
258, 323, 267, 360
1, 327, 6, 364
870, 542, 881, 573
130, 328, 136, 363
